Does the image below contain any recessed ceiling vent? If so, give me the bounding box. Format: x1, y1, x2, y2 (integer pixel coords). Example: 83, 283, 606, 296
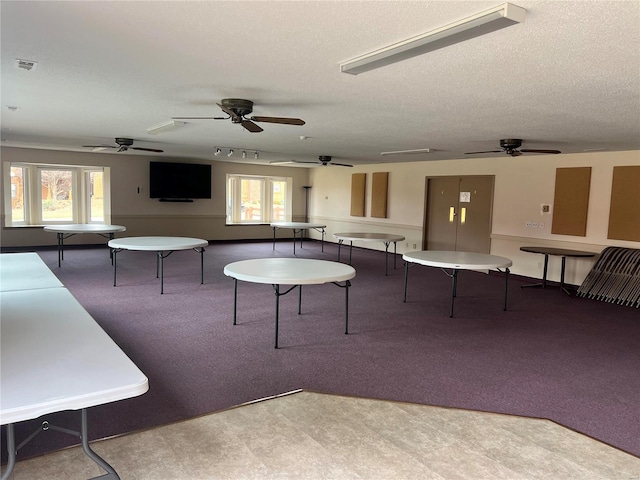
15, 59, 38, 71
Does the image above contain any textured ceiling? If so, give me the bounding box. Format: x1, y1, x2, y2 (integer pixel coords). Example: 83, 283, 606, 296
1, 1, 639, 166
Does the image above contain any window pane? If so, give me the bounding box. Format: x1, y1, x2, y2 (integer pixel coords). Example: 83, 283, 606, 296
271, 180, 286, 221
10, 166, 25, 223
40, 169, 73, 222
89, 171, 104, 222
240, 178, 262, 221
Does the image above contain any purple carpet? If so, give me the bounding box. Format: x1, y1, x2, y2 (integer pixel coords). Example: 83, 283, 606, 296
2, 240, 639, 462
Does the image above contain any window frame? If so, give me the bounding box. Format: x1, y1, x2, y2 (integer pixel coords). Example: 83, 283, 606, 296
3, 162, 111, 227
226, 174, 292, 225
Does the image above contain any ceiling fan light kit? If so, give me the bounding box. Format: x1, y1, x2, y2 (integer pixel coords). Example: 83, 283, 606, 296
340, 2, 526, 75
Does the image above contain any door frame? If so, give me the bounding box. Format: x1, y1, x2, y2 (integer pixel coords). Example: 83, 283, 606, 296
422, 175, 495, 252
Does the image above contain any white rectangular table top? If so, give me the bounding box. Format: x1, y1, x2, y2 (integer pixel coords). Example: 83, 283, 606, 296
1, 287, 148, 425
0, 252, 63, 292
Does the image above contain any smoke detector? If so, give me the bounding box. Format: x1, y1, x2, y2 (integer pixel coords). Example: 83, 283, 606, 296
15, 59, 38, 71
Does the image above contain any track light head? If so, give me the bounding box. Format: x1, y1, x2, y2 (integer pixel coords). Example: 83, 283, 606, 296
228, 149, 234, 157
214, 148, 221, 156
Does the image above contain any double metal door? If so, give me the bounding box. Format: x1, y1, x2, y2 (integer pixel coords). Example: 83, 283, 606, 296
424, 176, 494, 253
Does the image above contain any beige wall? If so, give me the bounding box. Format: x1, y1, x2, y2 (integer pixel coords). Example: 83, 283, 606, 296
0, 147, 310, 247
307, 150, 640, 285
2, 146, 639, 285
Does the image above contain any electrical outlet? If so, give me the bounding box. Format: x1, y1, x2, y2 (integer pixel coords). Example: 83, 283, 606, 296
539, 222, 545, 229
526, 221, 533, 228
532, 222, 539, 228
413, 243, 417, 249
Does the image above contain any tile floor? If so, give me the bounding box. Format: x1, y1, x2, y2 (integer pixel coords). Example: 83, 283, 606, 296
5, 391, 640, 480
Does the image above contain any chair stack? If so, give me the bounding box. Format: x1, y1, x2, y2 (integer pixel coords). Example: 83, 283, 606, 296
576, 246, 640, 308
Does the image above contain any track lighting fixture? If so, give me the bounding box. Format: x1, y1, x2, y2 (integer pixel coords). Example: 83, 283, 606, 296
213, 147, 260, 160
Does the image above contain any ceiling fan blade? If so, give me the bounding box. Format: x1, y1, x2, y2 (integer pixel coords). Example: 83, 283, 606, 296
117, 146, 128, 153
330, 163, 354, 167
241, 120, 263, 133
465, 150, 502, 155
82, 145, 116, 149
171, 116, 227, 120
520, 149, 561, 154
250, 116, 305, 126
132, 147, 164, 153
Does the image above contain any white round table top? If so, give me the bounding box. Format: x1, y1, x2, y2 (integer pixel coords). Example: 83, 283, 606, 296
224, 258, 355, 285
44, 224, 126, 234
270, 222, 326, 229
403, 250, 512, 270
108, 236, 208, 251
334, 232, 406, 242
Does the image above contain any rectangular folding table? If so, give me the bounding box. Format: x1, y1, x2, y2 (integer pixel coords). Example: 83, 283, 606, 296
0, 253, 148, 480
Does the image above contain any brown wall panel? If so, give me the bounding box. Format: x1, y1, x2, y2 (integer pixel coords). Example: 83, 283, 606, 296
608, 165, 640, 241
551, 167, 591, 236
350, 173, 366, 217
371, 172, 389, 218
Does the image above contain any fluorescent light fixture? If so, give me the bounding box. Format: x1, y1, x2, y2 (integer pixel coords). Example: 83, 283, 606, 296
147, 120, 185, 135
380, 148, 432, 156
340, 3, 526, 75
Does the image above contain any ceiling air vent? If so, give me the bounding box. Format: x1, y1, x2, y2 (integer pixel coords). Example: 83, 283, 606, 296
15, 59, 38, 71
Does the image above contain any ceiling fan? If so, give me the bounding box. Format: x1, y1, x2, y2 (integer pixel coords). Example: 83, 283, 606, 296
172, 98, 305, 133
83, 137, 164, 153
465, 139, 561, 157
271, 155, 353, 167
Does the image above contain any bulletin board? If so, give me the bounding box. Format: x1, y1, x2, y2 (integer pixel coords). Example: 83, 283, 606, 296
607, 165, 640, 241
350, 173, 366, 217
371, 172, 389, 218
551, 167, 591, 236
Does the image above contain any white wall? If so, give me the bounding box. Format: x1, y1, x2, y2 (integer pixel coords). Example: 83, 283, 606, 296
0, 147, 310, 247
307, 150, 640, 285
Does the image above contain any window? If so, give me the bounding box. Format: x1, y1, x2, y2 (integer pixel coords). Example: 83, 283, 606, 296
3, 162, 110, 226
226, 174, 292, 224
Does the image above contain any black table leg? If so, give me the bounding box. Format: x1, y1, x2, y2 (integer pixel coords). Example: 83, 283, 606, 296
504, 268, 510, 310
450, 269, 458, 318
403, 261, 409, 302
233, 279, 238, 325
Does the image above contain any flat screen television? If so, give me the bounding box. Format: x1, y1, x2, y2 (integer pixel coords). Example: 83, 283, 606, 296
149, 161, 211, 201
